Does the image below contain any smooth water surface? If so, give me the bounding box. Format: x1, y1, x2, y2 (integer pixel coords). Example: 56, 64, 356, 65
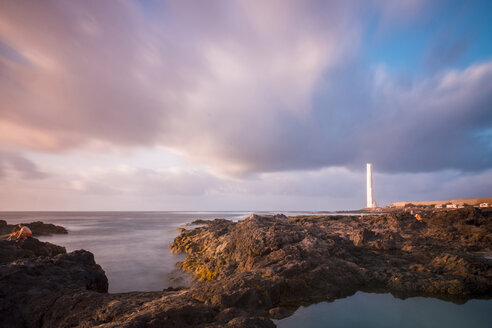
0, 211, 248, 292
275, 292, 492, 328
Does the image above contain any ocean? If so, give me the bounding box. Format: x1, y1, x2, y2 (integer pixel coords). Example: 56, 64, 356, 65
0, 211, 249, 292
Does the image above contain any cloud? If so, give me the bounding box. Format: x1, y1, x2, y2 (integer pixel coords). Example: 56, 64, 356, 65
345, 60, 492, 173
68, 165, 222, 196
0, 151, 48, 179
0, 0, 490, 178
1, 155, 490, 211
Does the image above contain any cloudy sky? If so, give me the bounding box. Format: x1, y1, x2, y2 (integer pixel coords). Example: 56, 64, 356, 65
0, 0, 491, 211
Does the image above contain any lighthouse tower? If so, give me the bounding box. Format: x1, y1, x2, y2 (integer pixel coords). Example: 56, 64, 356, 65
366, 163, 376, 208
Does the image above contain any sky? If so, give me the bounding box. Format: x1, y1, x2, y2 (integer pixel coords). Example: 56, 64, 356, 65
0, 0, 491, 211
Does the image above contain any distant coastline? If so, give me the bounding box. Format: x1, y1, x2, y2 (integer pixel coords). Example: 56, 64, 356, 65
390, 197, 492, 208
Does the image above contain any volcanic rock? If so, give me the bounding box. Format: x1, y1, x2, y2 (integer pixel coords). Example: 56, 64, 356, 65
170, 208, 492, 316
0, 238, 107, 328
0, 220, 68, 236
1, 209, 491, 328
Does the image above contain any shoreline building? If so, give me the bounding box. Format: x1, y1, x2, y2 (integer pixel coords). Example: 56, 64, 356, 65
366, 163, 377, 208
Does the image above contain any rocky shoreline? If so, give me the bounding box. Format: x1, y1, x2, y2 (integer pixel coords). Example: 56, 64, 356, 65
1, 209, 491, 327
0, 220, 68, 237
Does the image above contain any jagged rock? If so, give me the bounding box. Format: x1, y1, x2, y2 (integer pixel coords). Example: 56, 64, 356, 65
170, 209, 492, 318
1, 209, 491, 328
351, 228, 376, 246
23, 221, 68, 235
0, 239, 107, 328
0, 238, 66, 264
0, 220, 68, 236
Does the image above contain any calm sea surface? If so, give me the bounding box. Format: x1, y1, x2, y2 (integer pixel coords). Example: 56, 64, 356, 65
0, 211, 250, 292
1, 211, 490, 326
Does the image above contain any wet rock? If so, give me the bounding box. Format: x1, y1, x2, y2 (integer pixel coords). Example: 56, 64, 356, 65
219, 316, 276, 328
170, 209, 492, 318
0, 238, 66, 263
0, 239, 107, 328
23, 221, 68, 235
351, 228, 376, 246
0, 220, 68, 236
268, 306, 292, 319
1, 209, 491, 328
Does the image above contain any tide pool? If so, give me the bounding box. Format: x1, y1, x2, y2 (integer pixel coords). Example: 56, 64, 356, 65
275, 292, 491, 328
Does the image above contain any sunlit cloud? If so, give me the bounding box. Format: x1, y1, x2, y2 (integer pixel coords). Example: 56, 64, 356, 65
0, 0, 490, 210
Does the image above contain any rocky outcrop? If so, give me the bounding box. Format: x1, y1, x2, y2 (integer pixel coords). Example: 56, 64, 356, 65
0, 220, 68, 236
1, 209, 491, 327
170, 208, 492, 319
0, 238, 66, 263
0, 238, 107, 328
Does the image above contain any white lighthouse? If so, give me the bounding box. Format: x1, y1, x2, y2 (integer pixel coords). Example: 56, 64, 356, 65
366, 163, 376, 208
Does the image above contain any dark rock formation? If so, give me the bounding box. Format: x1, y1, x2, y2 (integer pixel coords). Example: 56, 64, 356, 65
0, 220, 68, 236
0, 238, 107, 328
0, 238, 66, 263
170, 208, 492, 320
1, 209, 491, 327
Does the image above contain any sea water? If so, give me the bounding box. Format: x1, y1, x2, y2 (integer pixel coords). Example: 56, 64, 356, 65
0, 211, 248, 292
275, 291, 492, 328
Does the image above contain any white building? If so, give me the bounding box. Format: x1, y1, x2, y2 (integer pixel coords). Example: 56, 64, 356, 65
479, 203, 490, 208
366, 163, 376, 208
446, 204, 458, 209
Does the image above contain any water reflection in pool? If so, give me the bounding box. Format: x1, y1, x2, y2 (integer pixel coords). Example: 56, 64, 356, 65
275, 292, 491, 328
